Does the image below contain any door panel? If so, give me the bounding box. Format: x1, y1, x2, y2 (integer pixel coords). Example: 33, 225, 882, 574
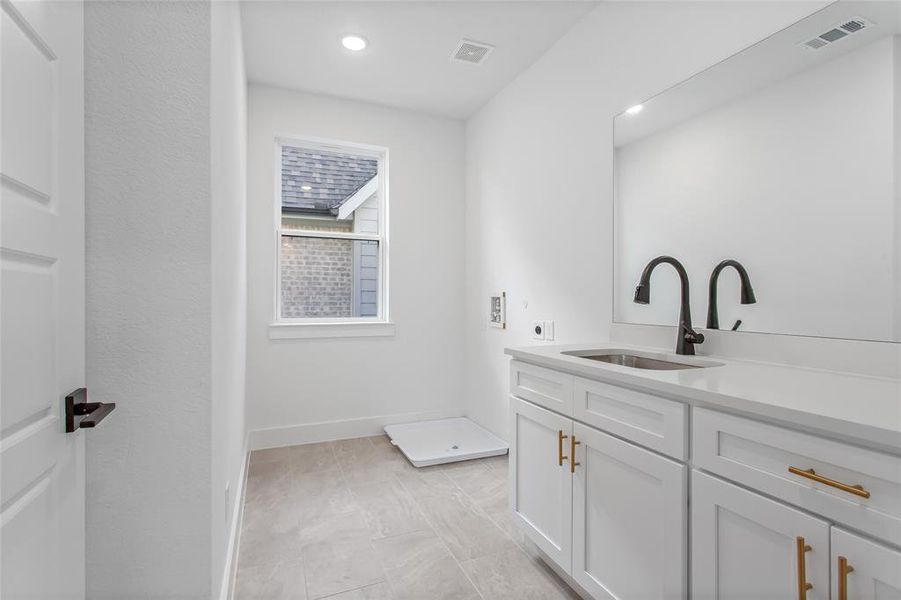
509, 396, 573, 571
692, 471, 830, 600
1, 0, 85, 598
1, 0, 54, 198
832, 528, 901, 600
572, 421, 687, 599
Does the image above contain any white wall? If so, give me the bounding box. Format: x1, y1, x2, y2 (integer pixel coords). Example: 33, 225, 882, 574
615, 36, 897, 342
85, 1, 213, 597
894, 35, 901, 342
246, 86, 465, 443
464, 1, 837, 440
211, 1, 247, 597
86, 1, 248, 597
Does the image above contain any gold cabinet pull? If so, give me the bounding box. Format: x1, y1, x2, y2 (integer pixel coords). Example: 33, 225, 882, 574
838, 556, 854, 600
788, 467, 871, 499
570, 435, 581, 474
557, 430, 568, 466
796, 536, 813, 599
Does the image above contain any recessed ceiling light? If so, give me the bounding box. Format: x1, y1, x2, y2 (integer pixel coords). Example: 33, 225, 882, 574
625, 104, 644, 116
341, 34, 367, 52
301, 185, 312, 192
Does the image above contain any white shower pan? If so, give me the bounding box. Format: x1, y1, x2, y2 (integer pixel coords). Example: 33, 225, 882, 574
384, 417, 508, 467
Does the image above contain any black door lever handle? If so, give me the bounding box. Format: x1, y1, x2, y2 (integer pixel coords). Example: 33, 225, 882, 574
65, 388, 116, 433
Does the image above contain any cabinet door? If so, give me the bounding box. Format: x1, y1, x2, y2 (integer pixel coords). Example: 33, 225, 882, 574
692, 470, 830, 600
509, 396, 573, 572
831, 528, 901, 600
571, 421, 687, 599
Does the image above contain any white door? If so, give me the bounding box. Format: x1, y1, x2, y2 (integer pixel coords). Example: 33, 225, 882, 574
571, 421, 687, 599
832, 528, 901, 600
509, 396, 573, 571
1, 0, 85, 598
692, 470, 830, 600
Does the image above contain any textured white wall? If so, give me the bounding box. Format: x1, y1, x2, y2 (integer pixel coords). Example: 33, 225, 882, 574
211, 1, 247, 596
246, 86, 466, 438
895, 36, 901, 342
464, 1, 834, 440
615, 36, 897, 342
85, 1, 216, 597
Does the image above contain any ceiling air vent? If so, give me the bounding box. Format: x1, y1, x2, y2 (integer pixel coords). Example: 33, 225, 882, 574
798, 16, 875, 50
452, 39, 494, 65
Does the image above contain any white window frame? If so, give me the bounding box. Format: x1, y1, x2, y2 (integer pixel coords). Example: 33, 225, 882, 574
269, 135, 393, 339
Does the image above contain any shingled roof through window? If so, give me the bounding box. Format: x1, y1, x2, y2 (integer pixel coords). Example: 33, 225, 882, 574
282, 145, 378, 214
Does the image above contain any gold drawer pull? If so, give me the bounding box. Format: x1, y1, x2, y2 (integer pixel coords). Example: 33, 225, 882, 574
788, 467, 871, 499
570, 435, 581, 474
558, 430, 568, 466
838, 556, 854, 600
796, 536, 813, 599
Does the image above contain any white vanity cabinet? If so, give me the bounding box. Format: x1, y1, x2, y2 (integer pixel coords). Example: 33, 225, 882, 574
509, 381, 687, 599
509, 396, 573, 571
507, 357, 901, 600
691, 470, 830, 600
830, 528, 901, 600
571, 421, 686, 599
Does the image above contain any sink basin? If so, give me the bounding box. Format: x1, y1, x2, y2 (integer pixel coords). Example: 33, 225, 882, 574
561, 349, 718, 370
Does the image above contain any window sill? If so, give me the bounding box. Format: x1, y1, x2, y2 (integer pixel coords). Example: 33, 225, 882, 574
268, 321, 396, 340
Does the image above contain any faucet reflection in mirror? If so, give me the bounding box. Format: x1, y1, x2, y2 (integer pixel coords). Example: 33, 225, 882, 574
707, 259, 757, 331
634, 255, 705, 355
613, 1, 900, 343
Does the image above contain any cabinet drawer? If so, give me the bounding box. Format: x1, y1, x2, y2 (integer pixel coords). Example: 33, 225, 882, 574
510, 360, 574, 414
573, 376, 687, 460
694, 408, 901, 546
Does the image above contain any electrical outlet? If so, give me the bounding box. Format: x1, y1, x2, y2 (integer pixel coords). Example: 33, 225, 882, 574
544, 320, 555, 341
531, 320, 545, 340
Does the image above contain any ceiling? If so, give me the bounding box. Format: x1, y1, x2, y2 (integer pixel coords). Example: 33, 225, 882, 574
615, 0, 901, 147
240, 1, 598, 119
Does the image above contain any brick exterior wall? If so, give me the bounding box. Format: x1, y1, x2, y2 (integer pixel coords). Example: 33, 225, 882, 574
280, 236, 353, 318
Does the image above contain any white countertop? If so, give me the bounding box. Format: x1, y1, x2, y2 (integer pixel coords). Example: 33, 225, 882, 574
505, 343, 901, 454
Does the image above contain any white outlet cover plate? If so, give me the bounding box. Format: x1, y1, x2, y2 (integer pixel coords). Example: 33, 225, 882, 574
531, 320, 545, 340
385, 417, 508, 467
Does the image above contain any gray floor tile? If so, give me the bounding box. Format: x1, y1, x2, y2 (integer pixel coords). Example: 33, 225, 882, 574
298, 510, 370, 547
392, 464, 458, 500
461, 547, 573, 600
234, 560, 307, 600
235, 443, 580, 600
250, 446, 299, 467
475, 486, 525, 547
334, 438, 407, 487
349, 478, 430, 540
373, 530, 479, 600
238, 500, 304, 568
319, 582, 394, 600
288, 471, 358, 529
444, 459, 507, 504
301, 535, 385, 600
416, 487, 518, 562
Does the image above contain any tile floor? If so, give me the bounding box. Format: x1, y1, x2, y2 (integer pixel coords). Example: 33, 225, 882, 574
233, 435, 581, 600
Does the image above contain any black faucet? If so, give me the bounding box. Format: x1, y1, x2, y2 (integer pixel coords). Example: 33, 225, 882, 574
706, 259, 757, 330
633, 256, 705, 355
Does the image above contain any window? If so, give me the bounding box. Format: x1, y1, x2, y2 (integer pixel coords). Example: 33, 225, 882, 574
272, 137, 391, 338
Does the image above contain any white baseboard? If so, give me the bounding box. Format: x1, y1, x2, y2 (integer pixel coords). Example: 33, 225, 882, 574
247, 408, 465, 451
219, 433, 250, 600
